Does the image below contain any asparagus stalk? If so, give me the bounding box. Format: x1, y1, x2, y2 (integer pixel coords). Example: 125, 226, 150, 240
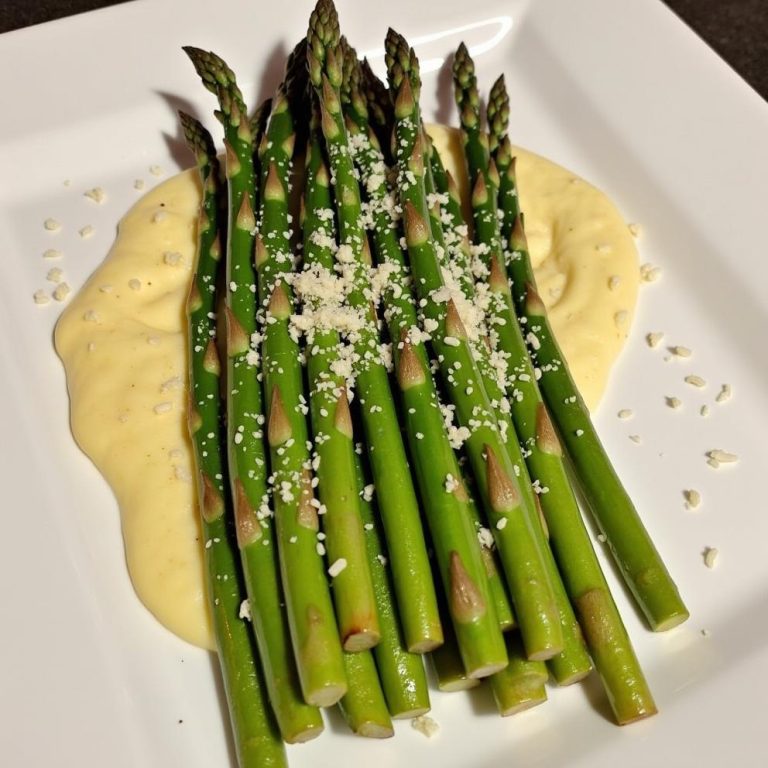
451, 50, 593, 685
491, 87, 687, 634
299, 112, 381, 652
359, 57, 393, 161
307, 0, 442, 653
355, 451, 431, 718
486, 74, 664, 717
490, 633, 549, 717
256, 68, 348, 706
338, 651, 395, 738
430, 626, 482, 692
385, 29, 562, 661
182, 49, 328, 740
340, 39, 507, 679
180, 110, 287, 767
420, 144, 516, 637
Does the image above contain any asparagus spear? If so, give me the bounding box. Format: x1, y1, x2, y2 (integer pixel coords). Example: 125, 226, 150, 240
451, 50, 593, 685
355, 451, 431, 718
256, 67, 348, 706
340, 40, 507, 679
359, 57, 393, 161
338, 650, 395, 738
307, 0, 442, 653
182, 49, 329, 738
490, 83, 688, 637
490, 633, 549, 717
180, 110, 287, 767
485, 74, 666, 717
298, 110, 381, 652
385, 28, 562, 661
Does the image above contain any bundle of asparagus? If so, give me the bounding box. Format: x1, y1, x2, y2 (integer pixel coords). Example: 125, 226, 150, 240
180, 2, 688, 764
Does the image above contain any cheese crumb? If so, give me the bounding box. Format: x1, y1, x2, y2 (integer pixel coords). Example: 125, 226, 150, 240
79, 225, 95, 239
134, 179, 145, 190
629, 434, 641, 444
628, 222, 642, 237
670, 345, 692, 358
700, 405, 710, 417
444, 474, 459, 493
84, 187, 106, 204
496, 517, 508, 531
646, 332, 664, 348
52, 283, 71, 302
83, 309, 100, 323
597, 533, 607, 543
44, 218, 61, 231
703, 547, 718, 569
163, 250, 182, 266
46, 267, 64, 283
614, 310, 628, 326
239, 600, 251, 621
149, 164, 164, 176
477, 527, 494, 549
706, 449, 738, 468
640, 263, 661, 282
684, 375, 706, 388
683, 489, 701, 510
128, 278, 142, 291
715, 384, 732, 403
617, 409, 633, 419
608, 275, 621, 291
153, 402, 173, 415
33, 290, 50, 305
411, 715, 439, 738
327, 558, 348, 578
43, 248, 62, 259
665, 396, 682, 410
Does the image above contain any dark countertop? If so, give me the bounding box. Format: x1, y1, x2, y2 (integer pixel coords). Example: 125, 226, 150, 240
1, 0, 766, 101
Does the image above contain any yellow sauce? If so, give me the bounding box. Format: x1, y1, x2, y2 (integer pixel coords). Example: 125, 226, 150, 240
56, 125, 639, 649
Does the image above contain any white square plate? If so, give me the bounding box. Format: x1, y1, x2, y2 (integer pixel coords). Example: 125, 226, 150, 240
1, 0, 767, 766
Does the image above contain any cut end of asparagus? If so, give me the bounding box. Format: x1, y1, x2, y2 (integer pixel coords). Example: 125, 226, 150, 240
353, 721, 395, 739
343, 626, 381, 652
496, 683, 548, 717
391, 706, 432, 720
408, 637, 444, 654
307, 683, 348, 709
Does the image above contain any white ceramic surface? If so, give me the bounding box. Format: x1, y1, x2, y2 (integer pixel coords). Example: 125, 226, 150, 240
1, 0, 767, 766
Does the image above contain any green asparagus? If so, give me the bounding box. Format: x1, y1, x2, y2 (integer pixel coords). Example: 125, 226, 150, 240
180, 109, 287, 767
